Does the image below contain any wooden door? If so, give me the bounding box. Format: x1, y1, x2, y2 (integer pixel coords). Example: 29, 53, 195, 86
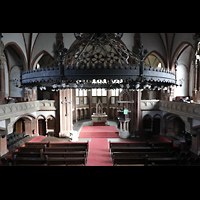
38, 119, 46, 135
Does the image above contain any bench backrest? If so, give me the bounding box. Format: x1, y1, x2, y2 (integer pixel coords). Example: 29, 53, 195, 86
44, 146, 88, 152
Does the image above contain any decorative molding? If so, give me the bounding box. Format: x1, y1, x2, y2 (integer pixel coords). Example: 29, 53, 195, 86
0, 100, 56, 121
159, 100, 200, 121
141, 100, 160, 110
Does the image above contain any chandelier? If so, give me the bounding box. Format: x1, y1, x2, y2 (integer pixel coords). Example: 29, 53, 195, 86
22, 33, 176, 91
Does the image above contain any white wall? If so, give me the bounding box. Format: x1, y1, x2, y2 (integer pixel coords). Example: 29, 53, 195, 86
174, 64, 188, 97
10, 66, 23, 97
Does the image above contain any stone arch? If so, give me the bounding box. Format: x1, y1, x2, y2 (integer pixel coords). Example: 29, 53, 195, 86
46, 115, 56, 136
142, 114, 153, 131
37, 114, 46, 136
31, 50, 54, 70
4, 42, 27, 71
119, 89, 130, 101
13, 116, 32, 135
171, 42, 194, 72
144, 50, 166, 69
153, 114, 162, 135
163, 113, 185, 136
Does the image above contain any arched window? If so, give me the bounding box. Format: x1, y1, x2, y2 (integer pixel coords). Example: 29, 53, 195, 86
35, 53, 54, 69
144, 52, 165, 70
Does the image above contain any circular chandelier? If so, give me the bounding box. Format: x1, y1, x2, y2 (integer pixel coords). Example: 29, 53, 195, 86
22, 33, 176, 91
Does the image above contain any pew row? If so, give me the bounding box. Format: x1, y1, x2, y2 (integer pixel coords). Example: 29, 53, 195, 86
11, 141, 89, 166
110, 141, 181, 166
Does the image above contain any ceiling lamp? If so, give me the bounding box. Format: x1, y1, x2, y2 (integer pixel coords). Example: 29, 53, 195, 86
22, 33, 176, 90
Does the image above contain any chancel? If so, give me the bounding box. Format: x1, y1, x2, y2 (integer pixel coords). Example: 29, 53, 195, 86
2, 33, 200, 166
91, 99, 108, 126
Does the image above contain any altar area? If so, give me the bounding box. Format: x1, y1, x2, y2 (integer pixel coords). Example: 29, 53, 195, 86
91, 99, 108, 126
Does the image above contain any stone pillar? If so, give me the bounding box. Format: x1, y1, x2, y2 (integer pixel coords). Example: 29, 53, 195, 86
181, 116, 200, 155
0, 57, 6, 104
127, 121, 129, 131
0, 118, 10, 156
120, 121, 122, 131
0, 135, 8, 156
136, 90, 142, 131
58, 89, 73, 137
0, 35, 6, 104
191, 133, 199, 155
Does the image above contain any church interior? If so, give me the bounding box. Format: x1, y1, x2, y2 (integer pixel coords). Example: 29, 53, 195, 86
1, 33, 200, 166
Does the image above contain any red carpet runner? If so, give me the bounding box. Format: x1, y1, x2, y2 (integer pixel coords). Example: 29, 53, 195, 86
87, 138, 112, 166
28, 135, 46, 142
79, 126, 119, 138
79, 126, 119, 166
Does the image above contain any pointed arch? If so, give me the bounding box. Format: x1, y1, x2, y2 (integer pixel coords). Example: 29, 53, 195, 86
144, 50, 166, 69
31, 50, 54, 70
4, 42, 27, 71
171, 42, 194, 71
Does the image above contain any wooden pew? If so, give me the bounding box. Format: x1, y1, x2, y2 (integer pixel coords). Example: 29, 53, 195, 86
17, 147, 44, 152
146, 157, 179, 166
112, 151, 174, 159
45, 146, 87, 152
149, 142, 173, 147
25, 142, 49, 147
43, 151, 87, 158
110, 146, 171, 153
110, 141, 180, 166
12, 149, 44, 158
11, 141, 89, 166
110, 142, 149, 149
109, 141, 174, 149
112, 151, 177, 166
48, 142, 89, 151
113, 155, 179, 166
13, 157, 47, 166
113, 157, 146, 166
45, 156, 86, 166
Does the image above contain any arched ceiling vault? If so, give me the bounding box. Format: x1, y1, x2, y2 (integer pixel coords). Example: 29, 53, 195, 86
2, 33, 195, 71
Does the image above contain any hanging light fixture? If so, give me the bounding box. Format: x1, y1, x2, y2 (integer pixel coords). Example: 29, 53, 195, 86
21, 33, 177, 91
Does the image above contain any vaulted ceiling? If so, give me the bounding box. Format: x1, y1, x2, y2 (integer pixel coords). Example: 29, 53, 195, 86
2, 33, 195, 71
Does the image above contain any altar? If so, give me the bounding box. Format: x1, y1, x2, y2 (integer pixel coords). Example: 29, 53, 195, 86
91, 99, 108, 126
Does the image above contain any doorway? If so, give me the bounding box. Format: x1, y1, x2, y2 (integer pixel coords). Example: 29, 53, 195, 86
153, 118, 161, 135
38, 119, 46, 136
14, 118, 25, 134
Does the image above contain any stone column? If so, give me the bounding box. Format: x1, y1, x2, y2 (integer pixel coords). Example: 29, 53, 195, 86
58, 89, 73, 137
0, 135, 8, 156
0, 56, 5, 104
0, 118, 10, 156
127, 121, 129, 132
120, 120, 122, 131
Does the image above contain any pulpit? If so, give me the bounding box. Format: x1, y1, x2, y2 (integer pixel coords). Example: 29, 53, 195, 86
91, 99, 108, 126
117, 100, 134, 138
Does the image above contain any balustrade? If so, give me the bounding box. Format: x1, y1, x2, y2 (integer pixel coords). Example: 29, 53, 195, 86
0, 100, 56, 121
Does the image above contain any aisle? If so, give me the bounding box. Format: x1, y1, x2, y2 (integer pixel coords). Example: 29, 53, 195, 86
79, 125, 119, 166
87, 138, 112, 166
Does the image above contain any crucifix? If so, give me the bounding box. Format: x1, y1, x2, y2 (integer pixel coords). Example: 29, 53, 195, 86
61, 97, 72, 116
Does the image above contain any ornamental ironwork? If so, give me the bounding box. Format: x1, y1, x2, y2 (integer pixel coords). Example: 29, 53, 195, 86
21, 33, 177, 91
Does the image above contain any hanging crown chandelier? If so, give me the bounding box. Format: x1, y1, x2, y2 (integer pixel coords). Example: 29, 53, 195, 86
22, 33, 176, 91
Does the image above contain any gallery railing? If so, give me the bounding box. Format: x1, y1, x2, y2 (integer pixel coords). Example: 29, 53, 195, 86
0, 100, 57, 121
